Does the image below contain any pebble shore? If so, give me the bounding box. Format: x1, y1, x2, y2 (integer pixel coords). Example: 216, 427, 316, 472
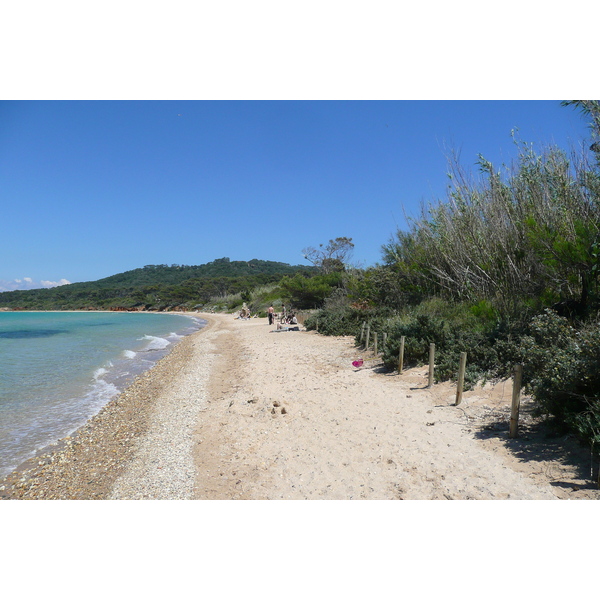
0, 317, 216, 500
108, 326, 215, 499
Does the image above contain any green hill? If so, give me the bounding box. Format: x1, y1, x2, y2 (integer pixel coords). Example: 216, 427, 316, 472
0, 258, 316, 311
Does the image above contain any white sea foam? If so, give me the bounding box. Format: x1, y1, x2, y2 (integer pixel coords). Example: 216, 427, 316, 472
123, 350, 137, 359
84, 378, 120, 405
139, 335, 170, 351
93, 367, 108, 380
57, 379, 121, 439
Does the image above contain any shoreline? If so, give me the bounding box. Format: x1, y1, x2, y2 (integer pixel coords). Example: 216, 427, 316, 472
0, 312, 214, 499
0, 309, 204, 472
1, 312, 599, 500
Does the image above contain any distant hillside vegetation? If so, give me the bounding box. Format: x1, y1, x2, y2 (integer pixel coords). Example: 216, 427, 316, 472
0, 258, 316, 311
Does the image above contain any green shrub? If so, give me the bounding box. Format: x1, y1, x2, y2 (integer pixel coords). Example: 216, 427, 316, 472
517, 310, 600, 444
304, 305, 394, 338
280, 272, 344, 309
381, 315, 501, 388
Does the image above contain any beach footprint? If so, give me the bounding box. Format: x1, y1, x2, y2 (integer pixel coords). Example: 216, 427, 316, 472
271, 400, 287, 416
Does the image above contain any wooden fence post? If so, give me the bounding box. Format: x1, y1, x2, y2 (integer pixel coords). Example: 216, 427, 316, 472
509, 364, 523, 439
373, 333, 378, 356
382, 332, 387, 353
398, 336, 405, 374
365, 325, 370, 350
455, 352, 467, 406
359, 321, 366, 344
316, 318, 319, 332
427, 343, 435, 388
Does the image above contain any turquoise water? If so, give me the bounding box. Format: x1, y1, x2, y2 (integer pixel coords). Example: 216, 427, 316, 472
0, 311, 206, 477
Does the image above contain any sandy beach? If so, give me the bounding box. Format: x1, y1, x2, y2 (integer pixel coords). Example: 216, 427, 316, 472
1, 312, 598, 500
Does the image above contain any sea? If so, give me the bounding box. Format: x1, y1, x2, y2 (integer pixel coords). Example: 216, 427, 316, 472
0, 311, 206, 478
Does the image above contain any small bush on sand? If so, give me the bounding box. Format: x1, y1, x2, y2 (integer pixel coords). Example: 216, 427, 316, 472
516, 310, 600, 444
304, 305, 394, 337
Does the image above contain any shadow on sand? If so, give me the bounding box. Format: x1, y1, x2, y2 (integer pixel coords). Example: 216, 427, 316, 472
473, 417, 599, 490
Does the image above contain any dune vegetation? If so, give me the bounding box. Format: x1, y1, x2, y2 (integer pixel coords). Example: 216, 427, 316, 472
304, 102, 600, 447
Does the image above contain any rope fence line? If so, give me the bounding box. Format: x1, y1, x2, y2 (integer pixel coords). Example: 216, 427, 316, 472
345, 319, 599, 487
355, 320, 524, 437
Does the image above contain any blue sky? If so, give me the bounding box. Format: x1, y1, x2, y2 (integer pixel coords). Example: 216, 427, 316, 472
0, 100, 591, 291
0, 5, 596, 292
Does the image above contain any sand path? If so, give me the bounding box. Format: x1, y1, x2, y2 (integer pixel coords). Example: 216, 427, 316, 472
190, 314, 595, 500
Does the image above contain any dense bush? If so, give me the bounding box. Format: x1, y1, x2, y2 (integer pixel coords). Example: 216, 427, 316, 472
279, 272, 344, 309
381, 314, 507, 389
381, 139, 600, 321
516, 310, 600, 444
304, 305, 395, 337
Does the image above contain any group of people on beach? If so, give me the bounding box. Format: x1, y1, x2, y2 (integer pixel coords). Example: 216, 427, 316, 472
237, 303, 299, 324
267, 305, 298, 326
